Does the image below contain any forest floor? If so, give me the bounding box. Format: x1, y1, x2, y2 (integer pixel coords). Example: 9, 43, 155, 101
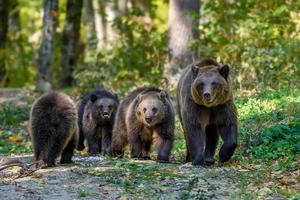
0, 89, 299, 199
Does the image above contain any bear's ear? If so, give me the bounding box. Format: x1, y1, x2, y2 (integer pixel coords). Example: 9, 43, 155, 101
219, 64, 230, 80
90, 94, 98, 103
114, 93, 119, 103
191, 64, 199, 75
159, 91, 167, 102
134, 94, 141, 105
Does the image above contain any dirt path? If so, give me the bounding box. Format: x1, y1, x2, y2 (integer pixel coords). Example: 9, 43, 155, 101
0, 155, 243, 200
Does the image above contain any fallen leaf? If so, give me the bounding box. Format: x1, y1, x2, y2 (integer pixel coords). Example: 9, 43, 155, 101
8, 135, 23, 144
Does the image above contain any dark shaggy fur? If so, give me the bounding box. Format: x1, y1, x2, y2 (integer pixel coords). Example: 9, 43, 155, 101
111, 87, 175, 163
30, 92, 78, 167
177, 59, 238, 166
77, 89, 119, 155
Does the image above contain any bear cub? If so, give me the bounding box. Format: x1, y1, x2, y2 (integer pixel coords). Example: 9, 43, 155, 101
177, 59, 238, 166
77, 89, 119, 156
30, 92, 78, 167
111, 87, 175, 163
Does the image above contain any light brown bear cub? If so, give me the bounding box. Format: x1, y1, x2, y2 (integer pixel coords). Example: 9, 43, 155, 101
30, 92, 78, 167
111, 87, 174, 163
177, 59, 238, 166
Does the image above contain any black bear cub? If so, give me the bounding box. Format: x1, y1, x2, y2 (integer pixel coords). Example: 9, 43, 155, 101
30, 92, 78, 167
112, 87, 175, 163
77, 89, 119, 156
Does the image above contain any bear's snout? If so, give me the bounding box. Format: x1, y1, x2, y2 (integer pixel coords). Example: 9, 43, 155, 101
203, 92, 211, 101
145, 116, 153, 124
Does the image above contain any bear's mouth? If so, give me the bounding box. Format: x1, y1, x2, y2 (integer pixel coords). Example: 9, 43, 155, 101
102, 113, 110, 119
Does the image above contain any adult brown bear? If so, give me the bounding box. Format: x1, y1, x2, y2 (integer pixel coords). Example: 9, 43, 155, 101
30, 92, 78, 167
111, 87, 174, 163
177, 59, 238, 166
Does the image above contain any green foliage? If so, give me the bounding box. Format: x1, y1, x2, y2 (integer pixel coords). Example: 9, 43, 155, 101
75, 5, 167, 95
78, 189, 89, 198
0, 99, 32, 155
0, 130, 32, 155
0, 102, 29, 129
234, 89, 300, 171
250, 122, 300, 161
200, 1, 300, 90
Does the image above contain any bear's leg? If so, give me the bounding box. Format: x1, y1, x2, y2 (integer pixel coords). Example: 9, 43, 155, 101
45, 135, 67, 167
129, 137, 143, 159
183, 131, 191, 162
98, 134, 102, 154
182, 114, 205, 166
156, 138, 172, 163
204, 124, 219, 165
33, 140, 42, 161
86, 131, 100, 156
102, 125, 112, 156
142, 139, 152, 160
155, 124, 174, 163
127, 124, 143, 159
77, 129, 85, 151
60, 134, 76, 164
218, 124, 238, 162
111, 125, 128, 157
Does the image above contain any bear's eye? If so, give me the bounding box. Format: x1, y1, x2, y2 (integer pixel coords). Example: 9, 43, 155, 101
212, 82, 219, 87
108, 105, 113, 110
152, 107, 157, 114
100, 105, 103, 110
197, 82, 204, 89
143, 108, 147, 113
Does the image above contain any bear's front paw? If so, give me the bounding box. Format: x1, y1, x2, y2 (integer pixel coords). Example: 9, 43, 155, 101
60, 159, 73, 164
219, 151, 232, 162
204, 157, 215, 166
157, 159, 169, 163
192, 157, 205, 166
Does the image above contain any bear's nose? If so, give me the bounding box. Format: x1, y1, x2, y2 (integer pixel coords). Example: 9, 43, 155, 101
145, 117, 152, 124
203, 92, 211, 100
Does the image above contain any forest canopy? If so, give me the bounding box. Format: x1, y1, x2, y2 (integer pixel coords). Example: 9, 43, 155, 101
0, 0, 299, 94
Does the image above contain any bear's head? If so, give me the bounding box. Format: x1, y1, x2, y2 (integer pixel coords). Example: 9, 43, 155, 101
90, 94, 118, 123
135, 90, 168, 127
191, 59, 232, 107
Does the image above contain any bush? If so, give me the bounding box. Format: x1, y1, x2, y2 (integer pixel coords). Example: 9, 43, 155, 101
75, 6, 167, 96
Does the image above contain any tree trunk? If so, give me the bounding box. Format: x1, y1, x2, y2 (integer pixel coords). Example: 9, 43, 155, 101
8, 0, 20, 34
118, 0, 127, 15
60, 0, 83, 87
36, 0, 58, 91
0, 0, 10, 86
166, 0, 200, 74
83, 0, 97, 51
105, 0, 119, 43
93, 0, 106, 50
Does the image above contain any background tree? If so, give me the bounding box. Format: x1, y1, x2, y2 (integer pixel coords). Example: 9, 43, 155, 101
36, 0, 58, 91
0, 0, 10, 86
82, 0, 96, 52
166, 0, 200, 74
60, 0, 83, 87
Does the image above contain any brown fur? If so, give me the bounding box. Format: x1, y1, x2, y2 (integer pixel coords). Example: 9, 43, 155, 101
30, 92, 78, 167
111, 87, 174, 163
177, 59, 238, 166
77, 90, 119, 156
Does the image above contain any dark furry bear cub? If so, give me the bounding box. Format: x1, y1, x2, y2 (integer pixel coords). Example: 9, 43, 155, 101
77, 89, 119, 156
30, 92, 78, 167
177, 59, 238, 166
111, 87, 175, 163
